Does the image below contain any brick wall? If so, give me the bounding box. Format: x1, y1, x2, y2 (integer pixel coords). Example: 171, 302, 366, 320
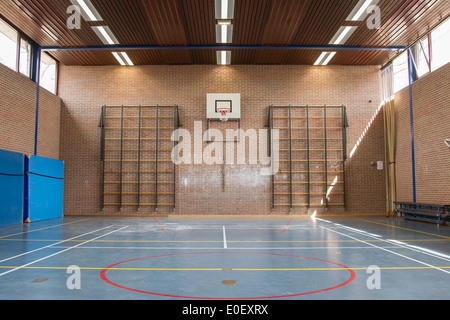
58, 64, 385, 216
395, 62, 450, 205
0, 62, 61, 159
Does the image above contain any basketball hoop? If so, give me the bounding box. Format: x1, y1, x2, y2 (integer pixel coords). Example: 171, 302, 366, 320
217, 107, 230, 122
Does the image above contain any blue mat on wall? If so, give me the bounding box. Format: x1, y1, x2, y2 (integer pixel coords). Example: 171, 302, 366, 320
0, 149, 25, 227
24, 155, 64, 223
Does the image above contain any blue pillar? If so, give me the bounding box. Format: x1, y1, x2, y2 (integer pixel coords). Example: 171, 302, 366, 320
32, 47, 41, 156
407, 47, 417, 203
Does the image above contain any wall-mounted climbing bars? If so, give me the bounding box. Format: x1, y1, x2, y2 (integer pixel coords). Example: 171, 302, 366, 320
99, 105, 181, 212
268, 105, 348, 212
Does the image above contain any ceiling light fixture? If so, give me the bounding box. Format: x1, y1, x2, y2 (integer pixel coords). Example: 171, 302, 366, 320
112, 52, 134, 66
217, 50, 231, 65
92, 26, 119, 45
215, 0, 235, 20
346, 0, 380, 21
329, 26, 358, 45
70, 0, 103, 21
314, 52, 336, 66
216, 22, 233, 43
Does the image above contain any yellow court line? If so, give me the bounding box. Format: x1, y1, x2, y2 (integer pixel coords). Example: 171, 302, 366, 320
360, 219, 450, 240
0, 219, 90, 239
1, 265, 449, 271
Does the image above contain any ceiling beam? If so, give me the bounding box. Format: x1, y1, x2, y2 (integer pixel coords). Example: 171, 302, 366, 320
41, 44, 405, 52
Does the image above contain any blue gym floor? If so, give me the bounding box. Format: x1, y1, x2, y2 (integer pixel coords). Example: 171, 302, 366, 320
0, 216, 449, 300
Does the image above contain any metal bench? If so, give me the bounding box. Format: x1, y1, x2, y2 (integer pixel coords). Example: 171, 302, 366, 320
394, 202, 450, 225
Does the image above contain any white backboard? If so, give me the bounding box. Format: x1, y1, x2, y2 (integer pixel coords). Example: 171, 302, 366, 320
207, 93, 241, 120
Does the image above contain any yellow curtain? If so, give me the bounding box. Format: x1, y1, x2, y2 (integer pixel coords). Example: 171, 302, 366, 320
382, 64, 397, 216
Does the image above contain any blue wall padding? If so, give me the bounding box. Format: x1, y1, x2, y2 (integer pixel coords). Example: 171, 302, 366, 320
27, 155, 64, 179
0, 149, 24, 227
24, 155, 64, 223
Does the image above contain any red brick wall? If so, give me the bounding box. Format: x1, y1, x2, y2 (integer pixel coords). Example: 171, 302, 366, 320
395, 62, 450, 205
0, 63, 61, 159
58, 64, 385, 216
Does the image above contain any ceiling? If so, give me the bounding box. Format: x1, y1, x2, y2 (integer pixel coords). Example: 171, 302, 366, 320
0, 0, 449, 66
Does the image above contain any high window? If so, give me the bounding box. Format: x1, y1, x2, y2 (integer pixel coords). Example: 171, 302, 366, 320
0, 18, 18, 71
40, 52, 57, 94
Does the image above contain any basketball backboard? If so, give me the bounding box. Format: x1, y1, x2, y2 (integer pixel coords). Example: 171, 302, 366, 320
207, 93, 241, 121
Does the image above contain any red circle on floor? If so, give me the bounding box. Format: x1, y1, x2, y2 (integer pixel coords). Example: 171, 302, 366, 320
100, 252, 356, 300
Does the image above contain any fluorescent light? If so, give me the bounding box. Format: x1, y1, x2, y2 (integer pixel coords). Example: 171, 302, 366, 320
216, 23, 233, 43
222, 25, 227, 43
217, 50, 231, 65
329, 26, 357, 45
314, 52, 328, 65
112, 52, 134, 66
121, 53, 134, 66
112, 52, 126, 66
322, 52, 336, 65
314, 52, 336, 66
70, 0, 103, 21
346, 0, 380, 21
92, 26, 119, 45
222, 0, 228, 19
215, 0, 234, 19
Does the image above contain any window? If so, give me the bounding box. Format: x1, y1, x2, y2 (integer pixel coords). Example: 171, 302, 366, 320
431, 18, 450, 71
415, 37, 430, 78
393, 51, 409, 93
19, 38, 31, 77
40, 52, 57, 94
0, 18, 18, 71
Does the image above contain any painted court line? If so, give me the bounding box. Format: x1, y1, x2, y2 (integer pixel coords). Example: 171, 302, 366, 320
0, 226, 129, 278
153, 217, 293, 236
0, 225, 115, 264
1, 265, 450, 272
48, 245, 405, 250
320, 224, 450, 275
0, 219, 89, 239
223, 226, 228, 249
360, 219, 450, 239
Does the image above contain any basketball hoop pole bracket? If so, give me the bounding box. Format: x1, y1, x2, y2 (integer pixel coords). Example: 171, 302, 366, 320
206, 118, 241, 143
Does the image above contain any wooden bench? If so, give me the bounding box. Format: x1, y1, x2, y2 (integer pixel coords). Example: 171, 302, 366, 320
394, 202, 450, 225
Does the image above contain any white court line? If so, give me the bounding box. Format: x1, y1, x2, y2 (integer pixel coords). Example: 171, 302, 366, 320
319, 224, 450, 275
223, 226, 228, 249
50, 246, 403, 250
0, 225, 115, 264
0, 226, 129, 277
318, 218, 450, 263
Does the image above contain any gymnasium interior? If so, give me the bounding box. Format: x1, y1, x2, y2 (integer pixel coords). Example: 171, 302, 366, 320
0, 0, 449, 304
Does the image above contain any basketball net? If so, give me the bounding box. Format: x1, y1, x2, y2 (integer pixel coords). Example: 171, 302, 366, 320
218, 108, 230, 122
